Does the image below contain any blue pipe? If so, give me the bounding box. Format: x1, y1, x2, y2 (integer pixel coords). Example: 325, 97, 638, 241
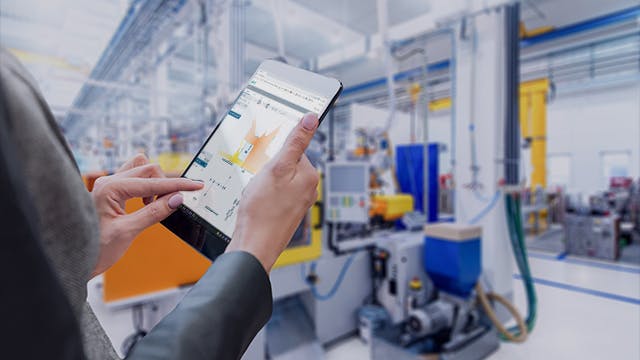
468, 191, 501, 225
390, 27, 460, 51
65, 0, 191, 132
342, 6, 640, 96
341, 60, 450, 96
520, 6, 640, 48
75, 0, 189, 100
91, 0, 142, 79
301, 253, 357, 301
172, 0, 188, 13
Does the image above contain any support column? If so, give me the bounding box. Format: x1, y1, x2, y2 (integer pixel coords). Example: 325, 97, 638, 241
453, 5, 517, 301
149, 63, 169, 159
207, 0, 245, 105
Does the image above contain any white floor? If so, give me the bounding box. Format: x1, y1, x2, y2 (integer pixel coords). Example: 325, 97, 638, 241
325, 251, 640, 360
90, 250, 640, 359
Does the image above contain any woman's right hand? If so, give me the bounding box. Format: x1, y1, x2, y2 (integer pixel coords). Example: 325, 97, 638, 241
225, 113, 320, 273
91, 155, 203, 277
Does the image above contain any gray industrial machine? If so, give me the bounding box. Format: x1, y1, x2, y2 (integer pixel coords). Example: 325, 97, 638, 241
564, 194, 621, 261
360, 232, 499, 360
607, 178, 640, 244
564, 212, 620, 261
630, 180, 640, 243
371, 234, 432, 325
244, 251, 372, 360
563, 178, 640, 261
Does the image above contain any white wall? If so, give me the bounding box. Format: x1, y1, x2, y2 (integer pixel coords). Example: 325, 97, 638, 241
347, 81, 640, 197
546, 82, 640, 194
362, 82, 640, 196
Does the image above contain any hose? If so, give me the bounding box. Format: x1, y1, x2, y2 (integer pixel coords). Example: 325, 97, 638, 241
475, 282, 527, 343
376, 0, 397, 136
468, 190, 501, 224
474, 193, 537, 343
507, 193, 538, 335
301, 253, 357, 301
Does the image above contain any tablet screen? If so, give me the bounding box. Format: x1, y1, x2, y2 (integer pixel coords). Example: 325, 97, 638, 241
181, 69, 330, 242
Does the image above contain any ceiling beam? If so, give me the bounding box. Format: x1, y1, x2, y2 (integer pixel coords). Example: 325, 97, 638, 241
314, 0, 512, 71
245, 41, 305, 67
250, 0, 365, 59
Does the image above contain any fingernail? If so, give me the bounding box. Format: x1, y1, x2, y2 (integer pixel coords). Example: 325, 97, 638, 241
301, 113, 318, 130
191, 179, 205, 183
168, 193, 183, 209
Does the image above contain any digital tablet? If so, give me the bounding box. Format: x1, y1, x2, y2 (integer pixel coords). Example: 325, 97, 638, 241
161, 60, 342, 260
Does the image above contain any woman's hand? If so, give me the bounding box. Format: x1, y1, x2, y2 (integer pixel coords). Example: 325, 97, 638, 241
226, 113, 320, 273
90, 154, 203, 277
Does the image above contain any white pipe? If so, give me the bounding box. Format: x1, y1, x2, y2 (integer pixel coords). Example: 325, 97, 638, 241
270, 0, 286, 59
376, 0, 396, 135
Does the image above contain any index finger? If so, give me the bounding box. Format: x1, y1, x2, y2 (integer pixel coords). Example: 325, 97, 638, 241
106, 177, 203, 199
277, 113, 318, 165
116, 153, 149, 173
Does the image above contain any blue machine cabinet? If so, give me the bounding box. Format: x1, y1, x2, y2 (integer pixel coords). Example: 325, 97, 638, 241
395, 143, 439, 223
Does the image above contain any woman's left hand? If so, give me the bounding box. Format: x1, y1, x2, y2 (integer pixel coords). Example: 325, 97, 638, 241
90, 154, 203, 277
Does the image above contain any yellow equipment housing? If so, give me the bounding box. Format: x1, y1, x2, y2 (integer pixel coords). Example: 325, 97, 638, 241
153, 152, 193, 177
272, 172, 323, 268
370, 194, 415, 222
519, 78, 550, 190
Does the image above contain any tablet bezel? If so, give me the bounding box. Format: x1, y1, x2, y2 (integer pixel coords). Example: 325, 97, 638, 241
161, 60, 342, 261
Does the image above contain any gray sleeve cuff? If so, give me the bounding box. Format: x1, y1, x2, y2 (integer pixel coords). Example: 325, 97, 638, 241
127, 251, 272, 360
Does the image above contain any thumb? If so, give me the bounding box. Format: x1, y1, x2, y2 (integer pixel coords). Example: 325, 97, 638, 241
277, 113, 318, 164
122, 192, 184, 232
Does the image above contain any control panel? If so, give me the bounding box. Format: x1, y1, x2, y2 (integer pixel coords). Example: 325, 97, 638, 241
325, 162, 370, 223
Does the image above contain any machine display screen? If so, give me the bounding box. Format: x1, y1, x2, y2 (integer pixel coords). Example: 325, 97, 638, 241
181, 70, 330, 242
329, 165, 368, 193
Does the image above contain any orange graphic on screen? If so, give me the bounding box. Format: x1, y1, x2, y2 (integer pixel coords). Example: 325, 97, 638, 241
221, 117, 281, 174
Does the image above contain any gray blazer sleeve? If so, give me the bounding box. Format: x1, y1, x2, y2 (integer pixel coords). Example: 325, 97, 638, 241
127, 251, 273, 360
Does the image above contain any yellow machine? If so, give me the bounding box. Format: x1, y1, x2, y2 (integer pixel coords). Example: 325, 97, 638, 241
273, 174, 323, 268
425, 78, 551, 191
370, 194, 415, 222
519, 78, 551, 233
103, 198, 211, 302
82, 174, 210, 303
153, 152, 193, 176
519, 78, 550, 190
519, 22, 554, 39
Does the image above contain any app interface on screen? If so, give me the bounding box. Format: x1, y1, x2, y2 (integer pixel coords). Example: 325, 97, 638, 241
183, 69, 330, 237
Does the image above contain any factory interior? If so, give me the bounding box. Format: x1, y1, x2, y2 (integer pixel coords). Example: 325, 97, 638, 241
1, 0, 639, 359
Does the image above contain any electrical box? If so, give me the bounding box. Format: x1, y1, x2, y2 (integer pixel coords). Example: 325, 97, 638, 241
325, 162, 370, 223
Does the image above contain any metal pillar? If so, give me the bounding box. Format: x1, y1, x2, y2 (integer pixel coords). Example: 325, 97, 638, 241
149, 63, 170, 159
453, 5, 517, 302
207, 0, 245, 104
230, 0, 246, 92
